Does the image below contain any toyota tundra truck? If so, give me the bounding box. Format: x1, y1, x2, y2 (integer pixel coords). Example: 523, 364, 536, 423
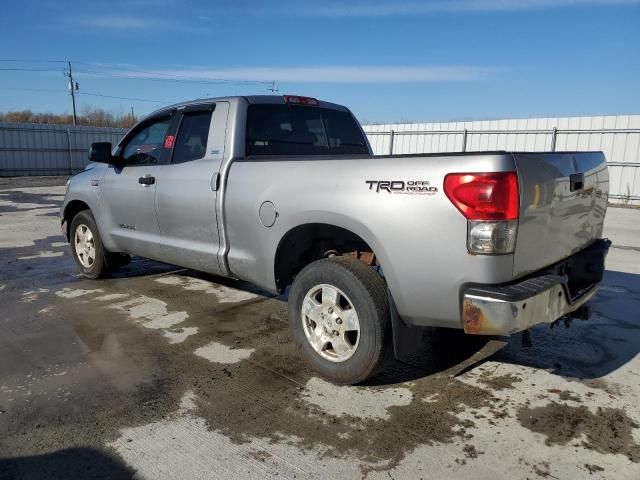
61, 95, 610, 384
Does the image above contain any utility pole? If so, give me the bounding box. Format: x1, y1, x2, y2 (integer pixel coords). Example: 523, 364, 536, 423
65, 61, 78, 126
130, 106, 135, 124
268, 80, 278, 94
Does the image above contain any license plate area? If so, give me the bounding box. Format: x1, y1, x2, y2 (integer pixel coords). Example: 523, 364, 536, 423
548, 239, 611, 302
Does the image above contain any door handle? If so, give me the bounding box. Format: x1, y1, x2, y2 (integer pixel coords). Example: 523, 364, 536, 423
139, 175, 155, 186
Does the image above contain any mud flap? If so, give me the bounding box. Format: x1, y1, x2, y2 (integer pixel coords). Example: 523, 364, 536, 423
389, 293, 423, 365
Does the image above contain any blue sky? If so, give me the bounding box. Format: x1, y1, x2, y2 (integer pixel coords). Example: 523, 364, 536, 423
1, 0, 639, 123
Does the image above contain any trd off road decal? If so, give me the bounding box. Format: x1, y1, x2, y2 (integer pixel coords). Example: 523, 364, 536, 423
365, 180, 438, 195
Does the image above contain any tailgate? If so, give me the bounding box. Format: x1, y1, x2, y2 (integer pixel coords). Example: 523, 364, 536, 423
512, 152, 609, 277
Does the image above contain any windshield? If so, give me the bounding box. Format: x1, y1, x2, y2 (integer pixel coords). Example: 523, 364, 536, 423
245, 104, 369, 156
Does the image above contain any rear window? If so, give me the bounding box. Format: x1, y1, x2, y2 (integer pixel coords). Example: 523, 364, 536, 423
245, 104, 369, 156
172, 110, 212, 164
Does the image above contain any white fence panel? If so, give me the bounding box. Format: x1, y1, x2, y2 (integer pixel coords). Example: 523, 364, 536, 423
0, 122, 127, 176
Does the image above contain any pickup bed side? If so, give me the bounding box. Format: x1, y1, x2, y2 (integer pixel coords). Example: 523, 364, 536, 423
224, 152, 518, 329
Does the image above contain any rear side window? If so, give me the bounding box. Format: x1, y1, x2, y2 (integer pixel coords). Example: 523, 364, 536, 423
172, 110, 212, 164
245, 105, 369, 156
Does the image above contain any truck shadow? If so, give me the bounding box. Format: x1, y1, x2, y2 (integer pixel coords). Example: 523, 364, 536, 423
477, 269, 640, 381
366, 330, 504, 386
0, 447, 135, 480
368, 269, 640, 385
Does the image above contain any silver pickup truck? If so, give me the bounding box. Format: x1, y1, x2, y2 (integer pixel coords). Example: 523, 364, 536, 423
61, 95, 610, 384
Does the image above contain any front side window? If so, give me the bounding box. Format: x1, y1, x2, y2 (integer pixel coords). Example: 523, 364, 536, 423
246, 105, 369, 156
172, 111, 212, 164
122, 116, 172, 166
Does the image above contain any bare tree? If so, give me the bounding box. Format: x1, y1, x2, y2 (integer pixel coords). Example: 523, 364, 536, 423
0, 106, 137, 128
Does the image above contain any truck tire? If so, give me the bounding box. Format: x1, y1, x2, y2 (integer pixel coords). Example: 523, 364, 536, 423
288, 256, 390, 385
70, 210, 113, 279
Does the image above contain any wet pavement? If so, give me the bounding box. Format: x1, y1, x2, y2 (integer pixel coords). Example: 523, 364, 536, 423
1, 177, 639, 480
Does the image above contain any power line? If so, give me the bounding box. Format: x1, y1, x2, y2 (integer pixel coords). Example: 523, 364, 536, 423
2, 87, 61, 93
4, 84, 166, 103
0, 58, 67, 63
1, 59, 279, 116
78, 92, 166, 103
0, 67, 62, 72
4, 85, 167, 104
71, 63, 271, 85
0, 59, 66, 63
0, 58, 275, 87
74, 68, 270, 86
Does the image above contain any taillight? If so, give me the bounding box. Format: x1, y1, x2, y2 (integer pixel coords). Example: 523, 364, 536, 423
444, 172, 520, 255
444, 172, 519, 220
283, 95, 319, 106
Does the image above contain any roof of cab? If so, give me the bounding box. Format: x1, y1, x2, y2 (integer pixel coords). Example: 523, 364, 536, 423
146, 95, 349, 118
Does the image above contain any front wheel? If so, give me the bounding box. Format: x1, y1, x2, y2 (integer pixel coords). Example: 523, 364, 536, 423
288, 256, 390, 385
70, 210, 111, 279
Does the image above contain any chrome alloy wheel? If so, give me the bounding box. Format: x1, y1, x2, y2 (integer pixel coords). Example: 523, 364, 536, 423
301, 284, 360, 362
74, 223, 96, 268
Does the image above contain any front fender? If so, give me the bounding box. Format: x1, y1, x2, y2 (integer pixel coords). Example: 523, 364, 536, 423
61, 166, 112, 248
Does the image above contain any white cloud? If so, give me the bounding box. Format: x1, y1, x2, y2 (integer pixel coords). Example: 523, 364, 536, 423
283, 0, 640, 16
105, 65, 495, 83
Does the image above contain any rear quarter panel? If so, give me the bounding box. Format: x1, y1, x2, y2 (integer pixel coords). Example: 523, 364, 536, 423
224, 153, 517, 328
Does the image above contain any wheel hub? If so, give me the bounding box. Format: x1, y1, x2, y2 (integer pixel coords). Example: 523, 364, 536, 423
74, 223, 96, 269
301, 284, 360, 362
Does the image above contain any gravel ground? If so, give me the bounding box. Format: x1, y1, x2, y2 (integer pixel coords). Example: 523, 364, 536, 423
1, 177, 639, 480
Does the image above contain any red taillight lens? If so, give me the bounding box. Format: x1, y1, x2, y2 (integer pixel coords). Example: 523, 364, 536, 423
283, 95, 319, 106
444, 172, 519, 220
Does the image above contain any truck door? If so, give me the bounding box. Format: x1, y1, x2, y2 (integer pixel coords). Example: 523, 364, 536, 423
97, 112, 176, 261
154, 102, 229, 274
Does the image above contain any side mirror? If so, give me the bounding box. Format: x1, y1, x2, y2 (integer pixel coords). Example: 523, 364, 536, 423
89, 142, 114, 164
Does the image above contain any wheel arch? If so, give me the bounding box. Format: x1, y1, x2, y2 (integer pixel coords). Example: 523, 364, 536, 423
273, 221, 392, 295
62, 199, 91, 241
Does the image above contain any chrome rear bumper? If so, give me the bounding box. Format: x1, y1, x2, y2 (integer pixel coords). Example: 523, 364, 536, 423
463, 280, 599, 335
461, 239, 610, 335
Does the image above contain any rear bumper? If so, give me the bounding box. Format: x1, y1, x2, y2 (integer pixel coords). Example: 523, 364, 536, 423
462, 238, 611, 335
